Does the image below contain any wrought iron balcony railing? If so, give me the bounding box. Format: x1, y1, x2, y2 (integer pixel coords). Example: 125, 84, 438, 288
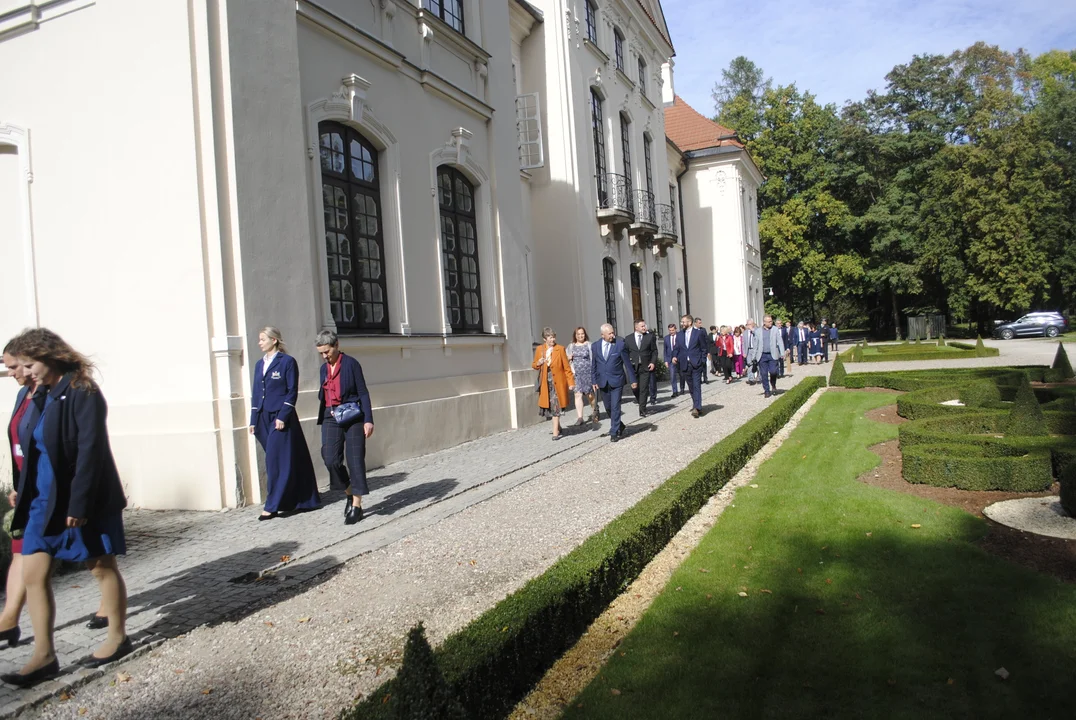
657, 203, 677, 239
596, 172, 634, 215
633, 189, 657, 227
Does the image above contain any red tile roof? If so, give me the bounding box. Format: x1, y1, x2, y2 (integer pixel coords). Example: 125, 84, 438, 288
664, 95, 743, 152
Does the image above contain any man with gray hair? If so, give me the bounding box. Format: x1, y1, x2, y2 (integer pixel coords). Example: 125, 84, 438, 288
743, 319, 758, 384
748, 315, 786, 399
591, 323, 636, 442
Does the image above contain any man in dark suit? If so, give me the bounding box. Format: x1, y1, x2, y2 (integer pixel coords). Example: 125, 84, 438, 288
694, 317, 710, 383
795, 321, 809, 366
820, 318, 830, 362
592, 323, 636, 442
673, 313, 708, 418
663, 323, 684, 398
778, 319, 792, 377
624, 319, 657, 417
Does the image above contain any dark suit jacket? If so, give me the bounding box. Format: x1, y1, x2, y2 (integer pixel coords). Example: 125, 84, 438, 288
12, 374, 127, 536
663, 333, 678, 364
317, 353, 374, 426
7, 385, 36, 485
675, 327, 709, 368
591, 338, 636, 389
780, 326, 792, 349
250, 353, 300, 427
624, 331, 657, 369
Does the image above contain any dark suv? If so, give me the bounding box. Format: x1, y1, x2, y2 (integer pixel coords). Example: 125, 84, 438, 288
992, 311, 1070, 339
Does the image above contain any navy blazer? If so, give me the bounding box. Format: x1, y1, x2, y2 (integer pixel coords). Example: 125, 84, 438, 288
591, 338, 636, 389
663, 333, 678, 363
675, 327, 709, 368
317, 353, 373, 426
780, 326, 792, 349
7, 385, 35, 485
12, 374, 127, 536
250, 353, 300, 427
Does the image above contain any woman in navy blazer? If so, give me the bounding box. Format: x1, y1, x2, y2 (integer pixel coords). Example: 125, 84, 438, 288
249, 327, 320, 520
314, 330, 374, 525
4, 328, 131, 687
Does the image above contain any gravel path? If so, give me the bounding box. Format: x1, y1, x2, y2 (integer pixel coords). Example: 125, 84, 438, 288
22, 338, 1060, 720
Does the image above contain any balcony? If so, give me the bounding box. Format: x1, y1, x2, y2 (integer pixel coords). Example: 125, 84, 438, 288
655, 203, 678, 245
596, 173, 634, 227
629, 189, 658, 239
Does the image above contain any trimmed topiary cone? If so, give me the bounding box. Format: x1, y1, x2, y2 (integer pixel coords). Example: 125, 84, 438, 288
974, 335, 988, 357
829, 354, 847, 386
388, 623, 467, 720
1003, 374, 1047, 436
1052, 342, 1074, 379
1061, 462, 1076, 518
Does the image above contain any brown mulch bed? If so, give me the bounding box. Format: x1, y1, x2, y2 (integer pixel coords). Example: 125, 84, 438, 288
860, 404, 1076, 584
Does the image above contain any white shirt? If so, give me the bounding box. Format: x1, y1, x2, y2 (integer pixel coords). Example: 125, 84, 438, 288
262, 352, 278, 375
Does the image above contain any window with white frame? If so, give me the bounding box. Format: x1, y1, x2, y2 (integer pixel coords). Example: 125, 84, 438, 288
516, 92, 544, 170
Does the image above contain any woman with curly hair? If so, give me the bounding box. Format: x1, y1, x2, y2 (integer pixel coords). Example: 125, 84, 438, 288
2, 328, 130, 688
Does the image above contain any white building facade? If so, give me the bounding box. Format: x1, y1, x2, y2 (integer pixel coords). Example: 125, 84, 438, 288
1, 0, 761, 511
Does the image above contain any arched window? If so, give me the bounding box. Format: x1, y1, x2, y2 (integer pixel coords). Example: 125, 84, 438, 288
653, 272, 663, 334
603, 258, 617, 333
438, 166, 483, 333
319, 121, 388, 332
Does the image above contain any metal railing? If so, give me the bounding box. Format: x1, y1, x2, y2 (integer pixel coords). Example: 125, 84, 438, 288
633, 189, 656, 226
657, 203, 677, 238
596, 172, 634, 214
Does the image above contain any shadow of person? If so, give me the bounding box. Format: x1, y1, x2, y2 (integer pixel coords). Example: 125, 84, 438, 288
365, 478, 460, 519
700, 404, 724, 413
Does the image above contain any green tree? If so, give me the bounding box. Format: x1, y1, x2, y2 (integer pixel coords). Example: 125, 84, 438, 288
711, 56, 770, 143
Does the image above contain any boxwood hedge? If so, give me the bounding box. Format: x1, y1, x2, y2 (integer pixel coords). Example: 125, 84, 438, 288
344, 378, 828, 720
1061, 462, 1076, 518
902, 443, 1054, 491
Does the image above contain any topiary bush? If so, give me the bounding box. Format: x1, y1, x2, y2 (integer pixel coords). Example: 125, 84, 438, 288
851, 344, 864, 362
388, 623, 468, 720
1004, 374, 1047, 436
829, 354, 847, 386
959, 380, 1003, 408
902, 443, 1054, 492
1060, 462, 1076, 518
1052, 342, 1074, 380
974, 336, 990, 357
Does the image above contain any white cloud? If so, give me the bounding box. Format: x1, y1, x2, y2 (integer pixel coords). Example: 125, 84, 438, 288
664, 0, 1076, 116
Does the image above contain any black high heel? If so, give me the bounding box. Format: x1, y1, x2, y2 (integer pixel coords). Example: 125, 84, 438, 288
344, 504, 364, 525
1, 657, 59, 688
86, 615, 109, 630
0, 626, 20, 648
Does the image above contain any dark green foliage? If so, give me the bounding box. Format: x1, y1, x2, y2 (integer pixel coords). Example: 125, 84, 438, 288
1061, 462, 1076, 518
829, 354, 847, 386
974, 336, 988, 357
938, 336, 946, 347
902, 444, 1053, 491
839, 340, 996, 363
345, 378, 827, 720
1053, 342, 1074, 379
388, 624, 468, 720
1004, 375, 1047, 436
958, 380, 1002, 408
851, 344, 864, 362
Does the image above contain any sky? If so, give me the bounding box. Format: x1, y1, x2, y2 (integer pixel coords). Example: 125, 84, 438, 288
661, 0, 1076, 116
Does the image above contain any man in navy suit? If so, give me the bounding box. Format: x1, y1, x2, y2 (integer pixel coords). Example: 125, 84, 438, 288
591, 324, 636, 442
673, 313, 708, 418
778, 319, 792, 377
795, 321, 809, 366
663, 323, 684, 398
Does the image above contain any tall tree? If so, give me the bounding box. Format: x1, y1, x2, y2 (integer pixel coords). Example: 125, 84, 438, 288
712, 56, 770, 142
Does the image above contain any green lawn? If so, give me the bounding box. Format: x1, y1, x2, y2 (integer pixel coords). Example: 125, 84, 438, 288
563, 391, 1076, 720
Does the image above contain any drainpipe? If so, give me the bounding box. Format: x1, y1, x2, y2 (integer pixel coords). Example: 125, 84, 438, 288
676, 161, 690, 315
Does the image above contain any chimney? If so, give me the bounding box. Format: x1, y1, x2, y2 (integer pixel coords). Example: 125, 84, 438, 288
661, 59, 675, 106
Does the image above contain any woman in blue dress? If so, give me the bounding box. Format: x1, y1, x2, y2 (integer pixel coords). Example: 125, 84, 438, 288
3, 328, 130, 688
249, 327, 321, 520
808, 323, 823, 364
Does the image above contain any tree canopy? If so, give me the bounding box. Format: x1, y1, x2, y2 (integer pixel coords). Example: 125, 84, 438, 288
715, 44, 1076, 337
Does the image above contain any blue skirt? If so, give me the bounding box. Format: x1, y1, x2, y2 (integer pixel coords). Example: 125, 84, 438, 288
22, 409, 125, 561
254, 410, 321, 513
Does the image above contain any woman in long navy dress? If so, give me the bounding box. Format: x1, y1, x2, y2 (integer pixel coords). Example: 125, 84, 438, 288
3, 328, 130, 688
249, 327, 320, 520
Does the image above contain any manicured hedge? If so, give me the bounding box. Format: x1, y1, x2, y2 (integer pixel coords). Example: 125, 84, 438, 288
344, 378, 828, 720
838, 340, 998, 363
1061, 462, 1076, 518
902, 443, 1054, 492
1054, 342, 1074, 380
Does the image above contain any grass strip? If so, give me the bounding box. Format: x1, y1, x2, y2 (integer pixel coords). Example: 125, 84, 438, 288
343, 377, 827, 720
563, 391, 1076, 720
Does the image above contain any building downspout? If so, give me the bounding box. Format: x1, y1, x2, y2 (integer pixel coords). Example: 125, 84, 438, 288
676, 162, 690, 315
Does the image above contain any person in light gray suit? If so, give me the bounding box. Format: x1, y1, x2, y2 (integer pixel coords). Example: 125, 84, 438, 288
748, 315, 786, 399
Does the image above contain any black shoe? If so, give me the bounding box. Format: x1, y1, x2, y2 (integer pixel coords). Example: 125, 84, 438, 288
258, 512, 278, 522
86, 615, 109, 630
610, 434, 619, 443
0, 626, 20, 648
344, 504, 364, 525
764, 392, 772, 398
1, 658, 59, 688
639, 409, 647, 418
79, 637, 133, 669
343, 497, 353, 517
691, 408, 700, 418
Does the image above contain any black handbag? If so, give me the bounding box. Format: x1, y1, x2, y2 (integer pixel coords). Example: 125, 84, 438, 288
332, 402, 363, 428
534, 369, 543, 393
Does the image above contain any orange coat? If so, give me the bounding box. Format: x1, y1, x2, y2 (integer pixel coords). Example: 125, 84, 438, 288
532, 344, 575, 410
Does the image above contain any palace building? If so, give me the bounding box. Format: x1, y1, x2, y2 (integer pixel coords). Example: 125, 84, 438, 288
0, 0, 761, 510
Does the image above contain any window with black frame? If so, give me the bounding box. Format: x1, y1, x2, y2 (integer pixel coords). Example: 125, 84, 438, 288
318, 121, 388, 332
438, 166, 483, 333
614, 28, 625, 71
653, 272, 663, 333
584, 1, 597, 44
644, 136, 654, 196
603, 258, 618, 333
423, 0, 464, 34
620, 113, 632, 192
592, 89, 607, 204
638, 57, 647, 97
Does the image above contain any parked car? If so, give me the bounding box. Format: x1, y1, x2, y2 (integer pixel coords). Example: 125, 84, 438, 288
992, 311, 1070, 339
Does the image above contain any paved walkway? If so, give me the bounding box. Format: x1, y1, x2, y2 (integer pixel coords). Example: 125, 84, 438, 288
0, 337, 1057, 716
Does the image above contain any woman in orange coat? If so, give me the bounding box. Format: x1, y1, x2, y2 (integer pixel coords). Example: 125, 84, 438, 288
532, 327, 575, 441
